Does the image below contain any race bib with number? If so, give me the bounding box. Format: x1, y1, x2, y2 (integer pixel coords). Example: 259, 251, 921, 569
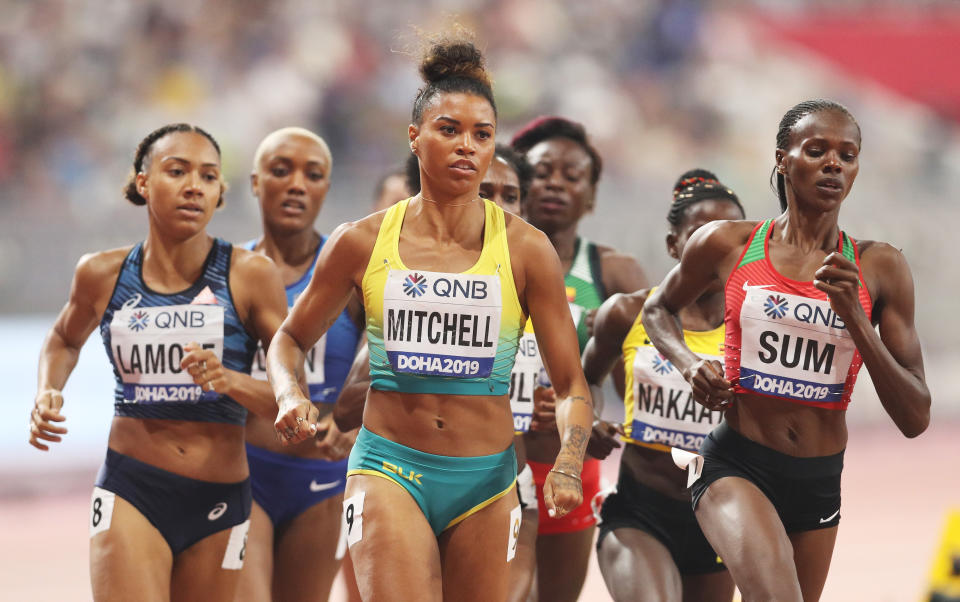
738, 290, 856, 404
630, 346, 723, 452
110, 302, 224, 404
383, 270, 501, 378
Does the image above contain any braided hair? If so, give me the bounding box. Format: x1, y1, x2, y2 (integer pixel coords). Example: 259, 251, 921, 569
668, 168, 743, 228
123, 123, 223, 207
412, 38, 496, 125
771, 99, 861, 211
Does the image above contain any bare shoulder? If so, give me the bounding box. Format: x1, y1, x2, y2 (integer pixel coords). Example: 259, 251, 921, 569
75, 246, 131, 290
71, 246, 132, 310
855, 239, 914, 296
692, 219, 759, 254
596, 288, 651, 340
504, 211, 552, 255
327, 211, 387, 257
231, 245, 279, 278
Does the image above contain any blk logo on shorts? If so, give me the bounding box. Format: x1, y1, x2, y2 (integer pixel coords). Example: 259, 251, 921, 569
763, 295, 789, 319
402, 273, 428, 298
128, 310, 150, 331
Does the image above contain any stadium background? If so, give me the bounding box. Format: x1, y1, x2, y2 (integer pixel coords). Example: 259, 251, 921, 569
1, 1, 958, 599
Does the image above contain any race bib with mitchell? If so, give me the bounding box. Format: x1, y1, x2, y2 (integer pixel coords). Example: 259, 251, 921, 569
383, 270, 501, 379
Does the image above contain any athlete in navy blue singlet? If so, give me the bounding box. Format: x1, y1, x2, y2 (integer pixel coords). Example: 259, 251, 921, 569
29, 124, 288, 600
238, 127, 364, 602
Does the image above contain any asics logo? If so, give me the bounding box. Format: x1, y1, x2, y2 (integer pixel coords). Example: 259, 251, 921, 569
309, 479, 341, 492
207, 502, 228, 521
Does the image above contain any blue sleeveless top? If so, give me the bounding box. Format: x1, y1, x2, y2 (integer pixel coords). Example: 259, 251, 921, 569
244, 236, 362, 403
100, 239, 257, 425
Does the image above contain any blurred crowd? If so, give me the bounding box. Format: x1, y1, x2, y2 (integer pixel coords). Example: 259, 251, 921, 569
1, 0, 959, 357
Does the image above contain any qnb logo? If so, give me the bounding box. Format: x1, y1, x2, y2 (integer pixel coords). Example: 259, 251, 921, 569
402, 273, 428, 298
207, 502, 228, 521
128, 310, 150, 331
763, 295, 789, 320
652, 354, 674, 376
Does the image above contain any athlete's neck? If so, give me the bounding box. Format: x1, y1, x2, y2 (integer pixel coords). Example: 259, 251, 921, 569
257, 227, 320, 280
407, 190, 484, 245
141, 230, 213, 292
543, 224, 580, 270
774, 204, 842, 254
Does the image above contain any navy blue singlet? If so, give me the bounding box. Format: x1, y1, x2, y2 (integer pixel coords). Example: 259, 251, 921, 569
100, 239, 257, 425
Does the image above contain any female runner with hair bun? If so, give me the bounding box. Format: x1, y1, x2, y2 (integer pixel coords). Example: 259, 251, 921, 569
268, 36, 594, 601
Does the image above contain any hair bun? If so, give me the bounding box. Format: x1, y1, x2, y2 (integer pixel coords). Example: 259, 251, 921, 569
419, 40, 491, 88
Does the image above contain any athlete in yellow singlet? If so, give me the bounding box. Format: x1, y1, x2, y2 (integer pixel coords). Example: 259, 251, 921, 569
267, 37, 594, 602
584, 169, 744, 602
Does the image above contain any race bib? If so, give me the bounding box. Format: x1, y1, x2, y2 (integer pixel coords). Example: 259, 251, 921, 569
509, 328, 540, 433
110, 301, 224, 404
738, 290, 856, 404
508, 304, 579, 432
251, 333, 327, 397
383, 270, 501, 378
631, 346, 723, 451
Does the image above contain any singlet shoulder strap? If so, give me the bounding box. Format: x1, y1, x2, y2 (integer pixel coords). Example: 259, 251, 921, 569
586, 240, 607, 299
840, 230, 866, 288
364, 198, 409, 277
736, 219, 773, 269
567, 237, 589, 281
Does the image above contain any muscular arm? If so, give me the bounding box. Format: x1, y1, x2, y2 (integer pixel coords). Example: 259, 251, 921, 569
582, 291, 647, 393
268, 220, 374, 444
333, 342, 371, 432
522, 228, 592, 508
212, 251, 288, 420
643, 222, 747, 407
818, 244, 930, 437
32, 251, 121, 450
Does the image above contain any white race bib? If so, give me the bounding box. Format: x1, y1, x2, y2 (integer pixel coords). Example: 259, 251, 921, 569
251, 332, 327, 390
383, 270, 501, 378
509, 330, 540, 432
738, 290, 856, 404
110, 302, 224, 404
631, 346, 723, 451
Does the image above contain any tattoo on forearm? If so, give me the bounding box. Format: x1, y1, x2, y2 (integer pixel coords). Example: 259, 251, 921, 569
570, 395, 593, 408
559, 424, 589, 464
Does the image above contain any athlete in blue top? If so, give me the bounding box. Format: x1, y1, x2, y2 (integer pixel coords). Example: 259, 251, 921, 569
29, 124, 288, 600
237, 127, 364, 602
